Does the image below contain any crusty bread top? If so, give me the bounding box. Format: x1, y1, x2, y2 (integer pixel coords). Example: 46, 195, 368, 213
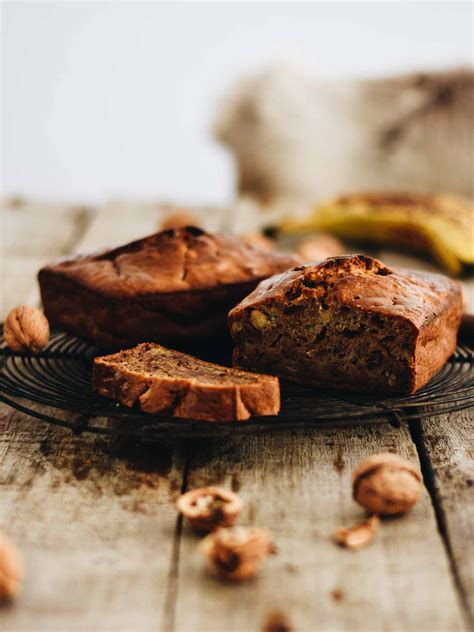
229, 254, 462, 331
40, 227, 300, 298
94, 342, 277, 387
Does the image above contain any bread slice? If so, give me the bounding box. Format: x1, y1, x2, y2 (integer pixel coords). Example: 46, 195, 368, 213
93, 343, 280, 422
229, 255, 462, 394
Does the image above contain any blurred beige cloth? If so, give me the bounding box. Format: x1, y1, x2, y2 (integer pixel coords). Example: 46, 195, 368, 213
214, 64, 474, 208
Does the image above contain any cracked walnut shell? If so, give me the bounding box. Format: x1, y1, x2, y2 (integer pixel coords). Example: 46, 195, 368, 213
200, 526, 276, 581
176, 486, 243, 532
0, 532, 23, 601
333, 514, 380, 550
352, 453, 422, 515
4, 305, 50, 354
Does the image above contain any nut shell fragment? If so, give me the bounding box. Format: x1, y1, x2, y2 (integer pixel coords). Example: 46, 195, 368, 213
176, 486, 243, 532
333, 514, 380, 550
4, 305, 50, 354
352, 453, 422, 515
0, 533, 23, 601
200, 526, 276, 581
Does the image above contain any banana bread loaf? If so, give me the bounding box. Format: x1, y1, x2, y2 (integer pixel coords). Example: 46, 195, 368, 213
229, 255, 462, 394
38, 227, 299, 350
93, 343, 280, 421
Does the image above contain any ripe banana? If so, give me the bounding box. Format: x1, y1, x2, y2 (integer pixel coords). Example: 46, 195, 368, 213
278, 193, 474, 276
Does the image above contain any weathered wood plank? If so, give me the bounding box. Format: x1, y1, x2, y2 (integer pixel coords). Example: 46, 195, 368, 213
1, 201, 183, 630
2, 199, 91, 257
382, 254, 474, 625
76, 201, 225, 253
418, 409, 474, 623
0, 404, 184, 631
74, 201, 163, 252
1, 199, 93, 318
2, 199, 473, 632
2, 256, 48, 318
173, 424, 467, 632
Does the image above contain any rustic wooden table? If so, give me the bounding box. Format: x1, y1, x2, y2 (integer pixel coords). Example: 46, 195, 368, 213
1, 198, 473, 632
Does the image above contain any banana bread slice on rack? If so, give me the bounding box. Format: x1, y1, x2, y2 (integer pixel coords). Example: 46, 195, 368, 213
93, 343, 280, 422
228, 255, 462, 394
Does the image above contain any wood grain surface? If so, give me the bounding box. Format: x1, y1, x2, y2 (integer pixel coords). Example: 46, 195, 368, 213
419, 410, 474, 620
174, 426, 465, 632
0, 197, 473, 631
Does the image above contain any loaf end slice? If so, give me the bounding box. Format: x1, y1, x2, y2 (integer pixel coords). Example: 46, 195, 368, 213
229, 255, 462, 395
93, 343, 280, 422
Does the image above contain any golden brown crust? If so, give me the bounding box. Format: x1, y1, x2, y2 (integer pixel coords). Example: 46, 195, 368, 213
233, 255, 460, 329
93, 343, 280, 422
41, 227, 298, 297
38, 227, 299, 349
229, 255, 463, 394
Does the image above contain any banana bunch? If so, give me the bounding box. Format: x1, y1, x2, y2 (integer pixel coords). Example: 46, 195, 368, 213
278, 193, 474, 276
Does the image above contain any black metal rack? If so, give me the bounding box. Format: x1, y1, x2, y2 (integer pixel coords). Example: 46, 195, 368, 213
1, 326, 473, 440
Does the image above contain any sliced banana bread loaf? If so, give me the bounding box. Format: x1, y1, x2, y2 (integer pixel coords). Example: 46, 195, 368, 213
38, 227, 299, 350
93, 343, 280, 422
229, 255, 462, 394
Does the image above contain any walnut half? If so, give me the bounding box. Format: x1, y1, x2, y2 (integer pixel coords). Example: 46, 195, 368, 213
200, 526, 276, 581
176, 486, 243, 532
4, 305, 50, 354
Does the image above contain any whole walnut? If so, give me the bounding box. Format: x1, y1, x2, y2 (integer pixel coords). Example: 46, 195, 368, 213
352, 453, 422, 515
161, 210, 201, 231
296, 234, 345, 262
240, 232, 275, 253
4, 305, 50, 354
200, 526, 276, 581
0, 532, 23, 601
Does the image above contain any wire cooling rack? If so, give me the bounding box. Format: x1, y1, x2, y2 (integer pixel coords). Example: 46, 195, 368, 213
0, 326, 473, 439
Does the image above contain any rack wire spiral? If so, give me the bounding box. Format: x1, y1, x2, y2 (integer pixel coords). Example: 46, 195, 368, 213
1, 325, 473, 440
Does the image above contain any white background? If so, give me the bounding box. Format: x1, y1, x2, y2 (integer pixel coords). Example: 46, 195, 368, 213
2, 1, 473, 205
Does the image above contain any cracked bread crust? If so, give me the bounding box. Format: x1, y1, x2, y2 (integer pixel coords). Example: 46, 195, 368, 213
38, 227, 299, 349
93, 343, 280, 422
229, 255, 462, 394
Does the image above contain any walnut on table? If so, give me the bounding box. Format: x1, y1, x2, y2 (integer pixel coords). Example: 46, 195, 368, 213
4, 305, 50, 354
240, 232, 275, 252
160, 210, 202, 231
200, 526, 276, 581
296, 234, 345, 262
0, 532, 23, 601
352, 453, 422, 515
176, 487, 243, 532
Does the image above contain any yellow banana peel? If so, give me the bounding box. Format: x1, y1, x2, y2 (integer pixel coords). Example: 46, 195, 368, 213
278, 193, 474, 276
